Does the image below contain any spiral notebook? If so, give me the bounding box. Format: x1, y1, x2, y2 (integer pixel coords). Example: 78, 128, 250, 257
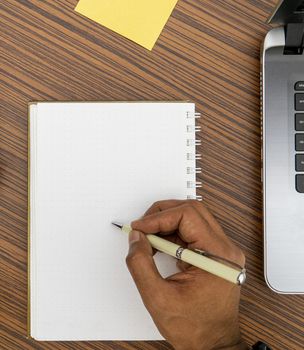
28, 102, 201, 341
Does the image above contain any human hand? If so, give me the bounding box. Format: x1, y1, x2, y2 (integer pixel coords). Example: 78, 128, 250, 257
126, 200, 248, 350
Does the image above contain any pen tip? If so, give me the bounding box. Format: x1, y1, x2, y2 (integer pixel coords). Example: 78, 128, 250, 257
112, 222, 123, 229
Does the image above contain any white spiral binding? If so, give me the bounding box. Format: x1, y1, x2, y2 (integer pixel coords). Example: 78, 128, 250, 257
187, 167, 202, 174
187, 195, 203, 200
187, 181, 202, 189
187, 125, 202, 132
186, 111, 202, 200
187, 139, 202, 147
187, 153, 202, 160
186, 111, 201, 119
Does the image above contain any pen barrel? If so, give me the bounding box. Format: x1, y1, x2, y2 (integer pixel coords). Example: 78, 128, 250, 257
180, 249, 241, 284
123, 225, 179, 256
147, 234, 180, 257
147, 235, 240, 285
122, 225, 132, 234
123, 226, 180, 256
123, 225, 242, 285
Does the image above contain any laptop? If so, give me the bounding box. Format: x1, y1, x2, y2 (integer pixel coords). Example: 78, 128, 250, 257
262, 0, 304, 294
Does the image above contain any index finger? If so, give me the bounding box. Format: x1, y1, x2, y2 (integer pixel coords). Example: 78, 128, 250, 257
132, 204, 228, 256
144, 199, 226, 239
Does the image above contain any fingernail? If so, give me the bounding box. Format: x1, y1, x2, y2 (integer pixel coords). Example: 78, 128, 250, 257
129, 230, 141, 244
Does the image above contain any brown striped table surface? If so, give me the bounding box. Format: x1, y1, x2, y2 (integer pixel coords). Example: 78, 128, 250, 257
1, 0, 303, 349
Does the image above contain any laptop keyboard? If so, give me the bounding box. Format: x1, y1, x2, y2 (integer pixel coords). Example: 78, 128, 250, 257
294, 82, 304, 192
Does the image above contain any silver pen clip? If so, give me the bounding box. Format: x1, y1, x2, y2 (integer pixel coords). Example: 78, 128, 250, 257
193, 248, 247, 285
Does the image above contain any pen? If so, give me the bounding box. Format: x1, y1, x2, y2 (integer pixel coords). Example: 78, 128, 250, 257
112, 222, 246, 285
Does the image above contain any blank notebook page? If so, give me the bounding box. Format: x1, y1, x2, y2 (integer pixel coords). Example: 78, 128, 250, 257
29, 102, 196, 340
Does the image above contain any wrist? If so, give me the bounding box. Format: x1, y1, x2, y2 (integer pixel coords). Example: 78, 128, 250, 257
173, 339, 249, 350
215, 340, 249, 350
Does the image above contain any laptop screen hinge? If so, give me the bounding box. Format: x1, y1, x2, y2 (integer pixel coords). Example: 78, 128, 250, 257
284, 22, 304, 54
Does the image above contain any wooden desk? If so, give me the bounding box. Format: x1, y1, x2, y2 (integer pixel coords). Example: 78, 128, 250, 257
1, 0, 303, 349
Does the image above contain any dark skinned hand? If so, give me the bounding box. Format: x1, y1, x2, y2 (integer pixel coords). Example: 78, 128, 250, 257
126, 200, 248, 350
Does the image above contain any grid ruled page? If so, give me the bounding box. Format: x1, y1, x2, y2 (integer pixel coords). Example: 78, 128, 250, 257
30, 102, 196, 340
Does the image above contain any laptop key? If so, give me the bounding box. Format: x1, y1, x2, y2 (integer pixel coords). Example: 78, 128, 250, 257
295, 114, 304, 131
295, 81, 304, 90
296, 174, 304, 193
296, 154, 304, 171
296, 134, 304, 151
295, 93, 304, 110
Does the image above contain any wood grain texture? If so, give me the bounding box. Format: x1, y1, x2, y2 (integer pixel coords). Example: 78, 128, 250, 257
1, 0, 303, 349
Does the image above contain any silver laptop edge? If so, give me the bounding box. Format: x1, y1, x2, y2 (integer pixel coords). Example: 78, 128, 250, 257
262, 1, 304, 294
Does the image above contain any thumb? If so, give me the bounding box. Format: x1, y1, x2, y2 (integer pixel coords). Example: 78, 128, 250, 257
126, 230, 165, 302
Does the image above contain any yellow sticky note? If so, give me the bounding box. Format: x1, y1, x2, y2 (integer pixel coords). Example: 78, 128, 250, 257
75, 0, 178, 50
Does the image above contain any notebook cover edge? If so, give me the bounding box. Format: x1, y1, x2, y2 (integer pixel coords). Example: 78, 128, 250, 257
27, 102, 37, 338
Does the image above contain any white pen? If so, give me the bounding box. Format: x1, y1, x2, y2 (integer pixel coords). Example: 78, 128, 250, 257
112, 222, 246, 285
